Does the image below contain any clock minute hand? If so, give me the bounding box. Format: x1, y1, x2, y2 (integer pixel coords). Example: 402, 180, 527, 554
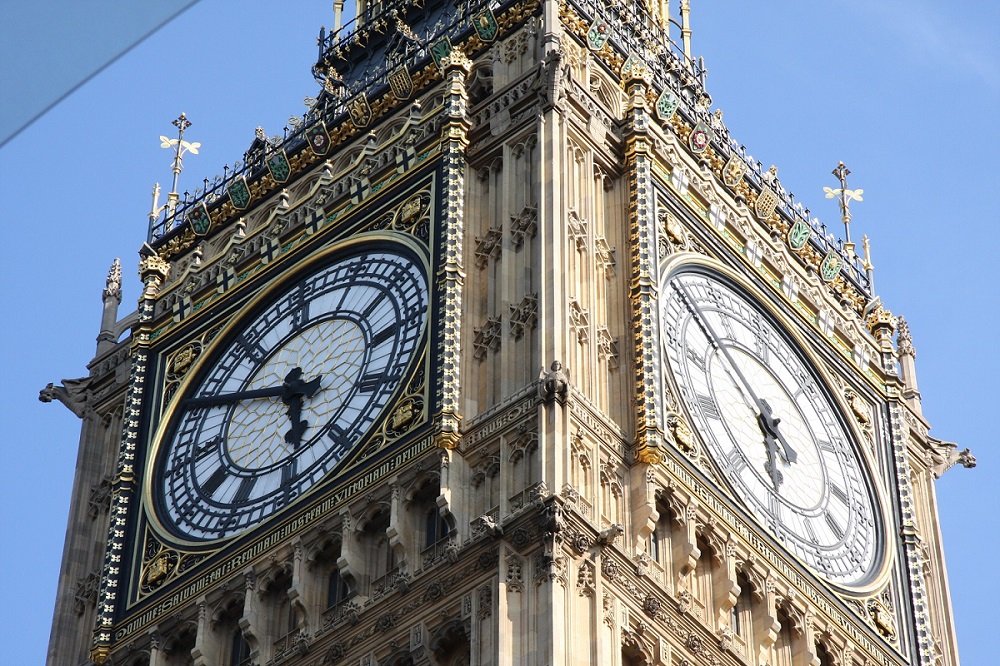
675, 282, 798, 472
183, 385, 286, 408
675, 281, 767, 415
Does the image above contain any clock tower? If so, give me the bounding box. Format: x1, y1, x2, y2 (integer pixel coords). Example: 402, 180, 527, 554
45, 2, 972, 666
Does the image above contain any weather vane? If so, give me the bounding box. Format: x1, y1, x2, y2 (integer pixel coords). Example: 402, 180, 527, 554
823, 161, 863, 257
148, 113, 201, 228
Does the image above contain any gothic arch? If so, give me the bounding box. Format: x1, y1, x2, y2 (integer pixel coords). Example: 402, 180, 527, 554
356, 501, 393, 532
209, 592, 245, 628
429, 617, 471, 664
620, 628, 653, 665
402, 470, 443, 505
255, 560, 293, 599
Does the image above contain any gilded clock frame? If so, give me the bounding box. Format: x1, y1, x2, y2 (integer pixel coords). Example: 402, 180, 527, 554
141, 232, 431, 553
658, 252, 895, 597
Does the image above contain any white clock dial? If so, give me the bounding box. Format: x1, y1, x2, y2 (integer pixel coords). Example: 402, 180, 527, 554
660, 268, 881, 586
153, 247, 427, 542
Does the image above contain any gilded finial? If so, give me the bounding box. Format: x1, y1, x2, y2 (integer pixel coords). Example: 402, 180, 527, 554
679, 0, 693, 63
824, 161, 863, 257
149, 113, 201, 226
861, 234, 876, 291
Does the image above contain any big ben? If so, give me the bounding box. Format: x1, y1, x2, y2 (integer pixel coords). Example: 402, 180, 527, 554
36, 2, 980, 666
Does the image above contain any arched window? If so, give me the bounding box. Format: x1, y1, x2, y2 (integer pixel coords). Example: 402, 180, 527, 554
817, 641, 836, 666
411, 478, 450, 557
162, 628, 195, 666
651, 500, 675, 590
364, 509, 396, 598
648, 524, 660, 563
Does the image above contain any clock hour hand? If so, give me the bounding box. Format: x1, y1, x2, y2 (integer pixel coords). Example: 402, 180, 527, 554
762, 429, 784, 490
281, 367, 323, 446
758, 400, 798, 464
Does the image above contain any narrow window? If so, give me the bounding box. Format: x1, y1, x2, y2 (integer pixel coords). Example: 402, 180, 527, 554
327, 566, 349, 608
230, 629, 250, 666
425, 506, 450, 547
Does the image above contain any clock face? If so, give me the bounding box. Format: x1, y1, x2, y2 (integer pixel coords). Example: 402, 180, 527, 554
659, 268, 881, 587
152, 247, 427, 542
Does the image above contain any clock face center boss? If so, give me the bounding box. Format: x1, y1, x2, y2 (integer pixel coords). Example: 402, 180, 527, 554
150, 245, 428, 542
659, 264, 883, 587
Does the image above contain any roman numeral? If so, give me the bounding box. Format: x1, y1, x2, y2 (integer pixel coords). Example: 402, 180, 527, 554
280, 461, 296, 486
803, 518, 820, 545
752, 319, 769, 361
825, 512, 845, 540
290, 287, 310, 329
720, 315, 736, 340
830, 484, 849, 505
362, 291, 387, 318
686, 347, 707, 371
726, 448, 747, 473
768, 495, 782, 525
200, 467, 228, 498
232, 476, 256, 504
236, 334, 267, 362
698, 393, 722, 419
358, 372, 384, 392
372, 324, 397, 347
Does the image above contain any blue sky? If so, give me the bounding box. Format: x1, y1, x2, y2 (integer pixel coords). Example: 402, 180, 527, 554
1, 1, 995, 663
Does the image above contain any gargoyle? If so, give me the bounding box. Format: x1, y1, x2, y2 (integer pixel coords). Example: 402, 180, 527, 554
927, 436, 976, 479
39, 377, 91, 419
478, 514, 503, 538
597, 524, 625, 546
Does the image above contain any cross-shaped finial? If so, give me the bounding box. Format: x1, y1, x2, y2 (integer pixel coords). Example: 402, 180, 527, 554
150, 113, 201, 224
823, 161, 863, 253
172, 112, 192, 135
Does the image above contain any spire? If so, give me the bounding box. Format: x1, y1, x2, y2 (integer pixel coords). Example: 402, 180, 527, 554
679, 0, 693, 62
96, 258, 123, 355
103, 258, 122, 303
896, 316, 922, 414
